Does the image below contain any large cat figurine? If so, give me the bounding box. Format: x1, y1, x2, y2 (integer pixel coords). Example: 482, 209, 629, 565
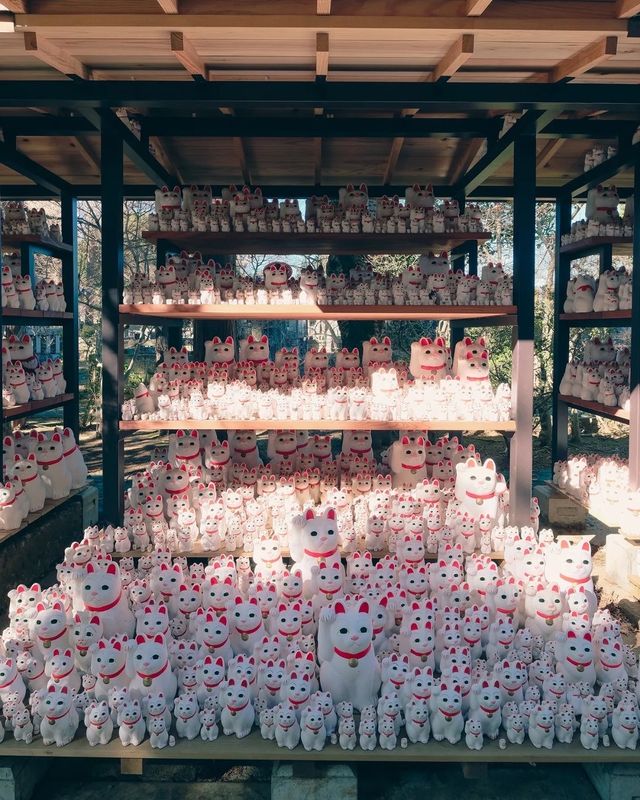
289, 508, 343, 597
129, 633, 178, 704
80, 562, 135, 639
318, 600, 380, 711
454, 457, 506, 524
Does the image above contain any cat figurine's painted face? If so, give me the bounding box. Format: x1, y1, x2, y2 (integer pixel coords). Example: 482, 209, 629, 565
556, 540, 592, 585
173, 429, 200, 461
91, 638, 127, 678
135, 603, 170, 637
206, 336, 235, 365
43, 683, 73, 717
158, 463, 190, 497
455, 457, 500, 504
71, 612, 102, 653
299, 508, 339, 559
232, 596, 262, 635
329, 600, 373, 655
133, 633, 169, 672
363, 336, 392, 368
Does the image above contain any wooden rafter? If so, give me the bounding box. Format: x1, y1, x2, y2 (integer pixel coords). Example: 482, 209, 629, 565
383, 136, 404, 185
23, 32, 89, 80
170, 31, 205, 78
432, 33, 474, 82
466, 0, 492, 15
219, 107, 251, 184
150, 136, 184, 185
317, 0, 331, 13
616, 0, 640, 18
549, 36, 618, 83
536, 138, 564, 169
72, 135, 100, 172
156, 0, 179, 12
316, 32, 329, 78
447, 138, 486, 185
2, 1, 27, 12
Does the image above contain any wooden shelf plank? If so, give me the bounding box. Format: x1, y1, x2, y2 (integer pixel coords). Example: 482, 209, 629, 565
559, 236, 632, 258
120, 418, 516, 432
0, 486, 88, 548
111, 547, 504, 561
1, 235, 73, 257
119, 303, 517, 323
3, 393, 75, 421
0, 728, 638, 764
2, 309, 74, 324
558, 394, 629, 424
142, 230, 491, 255
559, 310, 631, 326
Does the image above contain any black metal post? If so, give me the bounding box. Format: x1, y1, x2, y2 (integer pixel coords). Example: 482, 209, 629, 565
101, 115, 125, 523
510, 131, 536, 526
61, 190, 80, 437
467, 239, 478, 277
629, 161, 640, 490
551, 193, 572, 466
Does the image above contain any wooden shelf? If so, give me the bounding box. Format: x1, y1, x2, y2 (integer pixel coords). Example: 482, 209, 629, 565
3, 393, 75, 421
142, 230, 491, 255
112, 547, 504, 561
0, 728, 637, 764
2, 309, 73, 325
559, 236, 633, 258
1, 235, 73, 257
119, 303, 516, 323
558, 394, 629, 423
559, 310, 631, 326
0, 486, 88, 547
120, 419, 516, 432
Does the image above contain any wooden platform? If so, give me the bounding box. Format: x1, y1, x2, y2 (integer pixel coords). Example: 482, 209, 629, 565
110, 548, 505, 561
0, 486, 89, 547
559, 236, 633, 258
1, 309, 74, 323
119, 303, 517, 324
1, 235, 73, 257
0, 729, 638, 764
557, 395, 629, 424
3, 393, 75, 421
559, 310, 632, 325
120, 419, 516, 433
142, 231, 491, 255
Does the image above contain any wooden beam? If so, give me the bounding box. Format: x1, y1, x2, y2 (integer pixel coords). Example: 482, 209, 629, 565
170, 31, 205, 78
23, 32, 88, 80
316, 32, 329, 78
383, 137, 404, 185
432, 34, 474, 82
616, 0, 640, 18
151, 136, 184, 185
156, 0, 178, 11
447, 138, 485, 185
3, 1, 27, 11
317, 0, 331, 13
233, 137, 251, 185
313, 137, 322, 185
549, 36, 618, 83
72, 135, 100, 172
536, 138, 564, 169
466, 0, 492, 14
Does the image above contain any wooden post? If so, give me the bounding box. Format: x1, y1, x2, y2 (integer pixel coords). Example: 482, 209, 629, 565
61, 190, 80, 437
551, 193, 571, 466
510, 130, 535, 526
629, 159, 640, 490
101, 114, 125, 524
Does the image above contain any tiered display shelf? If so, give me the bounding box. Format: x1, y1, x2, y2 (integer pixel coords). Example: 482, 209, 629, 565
110, 547, 505, 561
4, 393, 76, 421
0, 485, 87, 547
104, 222, 534, 526
557, 395, 630, 424
559, 235, 633, 258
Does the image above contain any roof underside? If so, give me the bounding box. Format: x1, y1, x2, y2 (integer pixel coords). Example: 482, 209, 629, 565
0, 0, 639, 192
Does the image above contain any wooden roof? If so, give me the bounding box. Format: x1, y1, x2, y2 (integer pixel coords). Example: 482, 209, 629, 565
0, 1, 639, 191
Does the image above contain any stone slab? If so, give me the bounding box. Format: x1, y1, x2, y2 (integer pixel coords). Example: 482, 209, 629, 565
584, 762, 640, 800
605, 534, 640, 592
271, 762, 357, 800
0, 757, 50, 800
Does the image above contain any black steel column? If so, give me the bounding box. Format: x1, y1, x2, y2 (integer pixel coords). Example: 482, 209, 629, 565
61, 190, 80, 436
551, 194, 571, 466
510, 131, 536, 526
101, 115, 125, 523
629, 161, 640, 490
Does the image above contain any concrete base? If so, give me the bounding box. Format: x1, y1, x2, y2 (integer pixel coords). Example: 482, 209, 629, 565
605, 534, 640, 592
0, 757, 50, 800
584, 763, 640, 800
271, 763, 357, 800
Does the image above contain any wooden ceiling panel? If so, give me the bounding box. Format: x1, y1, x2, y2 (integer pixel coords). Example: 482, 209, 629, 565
321, 138, 390, 183
394, 137, 459, 183
248, 138, 315, 182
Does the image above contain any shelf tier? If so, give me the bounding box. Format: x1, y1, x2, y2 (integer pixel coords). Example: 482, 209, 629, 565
142, 230, 491, 255
1, 235, 73, 257
111, 547, 504, 561
559, 310, 631, 326
119, 303, 517, 324
0, 486, 88, 547
558, 394, 629, 424
3, 393, 75, 421
120, 418, 515, 432
559, 236, 633, 258
0, 729, 634, 764
2, 309, 73, 325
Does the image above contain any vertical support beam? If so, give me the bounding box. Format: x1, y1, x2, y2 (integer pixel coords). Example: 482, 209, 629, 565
0, 192, 3, 481
101, 115, 125, 523
629, 161, 640, 490
467, 239, 478, 277
597, 243, 613, 274
157, 239, 183, 352
510, 131, 536, 526
61, 190, 79, 437
551, 194, 571, 466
